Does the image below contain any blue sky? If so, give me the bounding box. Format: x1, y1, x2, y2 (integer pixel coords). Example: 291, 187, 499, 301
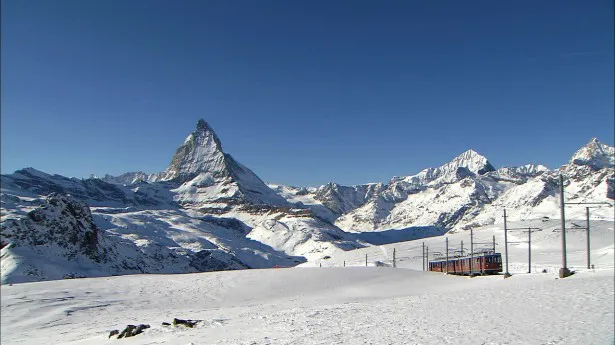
2, 0, 613, 186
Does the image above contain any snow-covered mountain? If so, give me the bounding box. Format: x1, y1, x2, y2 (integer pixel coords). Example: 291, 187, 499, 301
1, 120, 362, 284
1, 118, 613, 284
570, 137, 614, 170
156, 119, 288, 208
273, 139, 614, 232
101, 171, 150, 185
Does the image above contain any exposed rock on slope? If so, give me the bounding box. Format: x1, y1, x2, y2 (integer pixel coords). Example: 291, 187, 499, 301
0, 193, 249, 284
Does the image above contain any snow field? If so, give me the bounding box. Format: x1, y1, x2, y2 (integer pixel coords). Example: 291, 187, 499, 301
306, 220, 614, 274
3, 215, 610, 344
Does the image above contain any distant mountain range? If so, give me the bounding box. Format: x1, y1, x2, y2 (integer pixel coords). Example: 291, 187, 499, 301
1, 119, 613, 283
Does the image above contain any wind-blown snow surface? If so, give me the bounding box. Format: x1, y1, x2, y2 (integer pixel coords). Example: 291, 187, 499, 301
1, 219, 613, 345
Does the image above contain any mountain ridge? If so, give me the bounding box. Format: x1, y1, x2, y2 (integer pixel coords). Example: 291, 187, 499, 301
2, 120, 613, 284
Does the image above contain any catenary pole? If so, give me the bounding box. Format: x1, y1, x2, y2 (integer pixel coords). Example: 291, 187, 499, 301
504, 209, 510, 277
586, 207, 591, 269
528, 227, 532, 273
445, 237, 449, 274
422, 242, 425, 271
470, 228, 474, 276
393, 248, 396, 268
559, 175, 570, 278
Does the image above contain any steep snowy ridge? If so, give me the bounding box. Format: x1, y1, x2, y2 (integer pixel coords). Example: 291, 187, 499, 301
313, 182, 385, 215
102, 171, 150, 185
488, 164, 549, 183
1, 168, 173, 208
570, 137, 614, 170
391, 149, 496, 187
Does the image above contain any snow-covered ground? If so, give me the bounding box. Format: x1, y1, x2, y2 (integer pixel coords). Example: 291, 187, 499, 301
2, 219, 613, 345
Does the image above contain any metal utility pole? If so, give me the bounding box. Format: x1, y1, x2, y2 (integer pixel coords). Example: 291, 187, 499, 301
528, 228, 532, 273
426, 246, 429, 271
445, 237, 449, 274
508, 227, 541, 274
492, 235, 496, 252
586, 207, 591, 269
470, 228, 474, 276
559, 202, 611, 270
365, 254, 368, 267
460, 240, 464, 273
559, 175, 571, 278
422, 242, 425, 271
393, 248, 396, 268
503, 209, 511, 278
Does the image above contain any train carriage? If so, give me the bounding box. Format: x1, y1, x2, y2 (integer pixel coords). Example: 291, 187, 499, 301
428, 251, 502, 276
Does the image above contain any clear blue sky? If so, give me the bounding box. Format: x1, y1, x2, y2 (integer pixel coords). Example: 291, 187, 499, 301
2, 0, 613, 186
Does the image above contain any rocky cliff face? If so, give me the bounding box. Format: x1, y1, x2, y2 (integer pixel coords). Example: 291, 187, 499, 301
1, 193, 109, 263
154, 120, 289, 208
0, 193, 250, 284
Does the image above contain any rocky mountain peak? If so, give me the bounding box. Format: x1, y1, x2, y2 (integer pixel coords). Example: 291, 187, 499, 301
449, 149, 495, 175
196, 118, 210, 131
570, 138, 614, 170
395, 149, 495, 187
161, 119, 226, 183
156, 120, 289, 206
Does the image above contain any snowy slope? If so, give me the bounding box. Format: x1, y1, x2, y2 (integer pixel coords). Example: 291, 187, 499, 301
0, 194, 259, 284
1, 232, 612, 345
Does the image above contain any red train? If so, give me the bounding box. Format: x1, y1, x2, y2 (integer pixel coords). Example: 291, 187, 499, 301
429, 251, 502, 276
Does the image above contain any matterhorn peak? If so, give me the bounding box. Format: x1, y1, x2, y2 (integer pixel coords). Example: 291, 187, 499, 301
156, 120, 289, 206
160, 120, 227, 183
196, 118, 210, 131
570, 138, 614, 170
